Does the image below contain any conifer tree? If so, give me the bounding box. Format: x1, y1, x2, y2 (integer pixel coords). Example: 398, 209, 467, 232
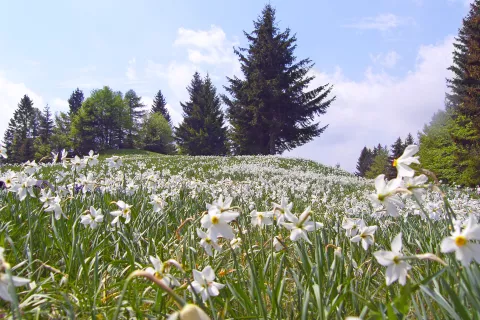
68, 88, 84, 116
366, 146, 389, 179
151, 90, 172, 126
175, 72, 228, 155
355, 146, 373, 177
222, 4, 335, 155
124, 89, 145, 148
39, 104, 54, 143
404, 133, 414, 147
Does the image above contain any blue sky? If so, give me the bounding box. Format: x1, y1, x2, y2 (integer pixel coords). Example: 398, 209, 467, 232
0, 0, 471, 171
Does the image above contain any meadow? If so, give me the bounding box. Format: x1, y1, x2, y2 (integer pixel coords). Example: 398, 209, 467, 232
0, 149, 479, 319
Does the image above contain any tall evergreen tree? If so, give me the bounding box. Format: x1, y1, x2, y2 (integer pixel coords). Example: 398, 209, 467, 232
68, 88, 84, 116
366, 146, 389, 179
124, 89, 145, 148
3, 95, 37, 162
355, 146, 373, 177
404, 133, 414, 147
39, 104, 54, 143
175, 72, 228, 155
151, 90, 172, 126
222, 4, 335, 155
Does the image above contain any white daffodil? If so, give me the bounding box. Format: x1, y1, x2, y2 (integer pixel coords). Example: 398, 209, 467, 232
44, 195, 63, 220
188, 266, 225, 302
23, 160, 38, 175
84, 150, 99, 166
200, 208, 239, 240
11, 175, 36, 201
110, 200, 132, 225
149, 195, 166, 213
80, 206, 104, 229
230, 237, 242, 250
0, 272, 30, 302
369, 174, 404, 217
351, 225, 377, 250
404, 174, 428, 202
341, 218, 365, 237
282, 206, 323, 244
125, 182, 138, 196
78, 173, 96, 194
0, 171, 16, 189
51, 151, 58, 164
273, 236, 285, 252
441, 215, 480, 266
145, 256, 182, 288
106, 156, 123, 169
197, 228, 222, 256
167, 304, 210, 320
393, 145, 420, 178
250, 210, 273, 227
373, 233, 411, 286
272, 197, 293, 224
60, 149, 68, 167
71, 156, 86, 171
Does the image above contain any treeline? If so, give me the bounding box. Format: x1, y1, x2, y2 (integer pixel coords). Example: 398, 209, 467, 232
355, 134, 414, 179
1, 4, 335, 164
355, 0, 480, 186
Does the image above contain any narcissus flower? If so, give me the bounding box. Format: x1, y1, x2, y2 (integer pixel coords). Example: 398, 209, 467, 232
200, 208, 239, 240
441, 215, 480, 266
250, 210, 273, 227
197, 228, 222, 256
0, 145, 7, 159
110, 200, 132, 225
341, 218, 364, 237
282, 206, 323, 244
145, 256, 182, 288
373, 233, 411, 286
80, 206, 104, 229
351, 224, 377, 250
392, 145, 420, 178
188, 266, 225, 302
272, 197, 293, 224
369, 174, 404, 217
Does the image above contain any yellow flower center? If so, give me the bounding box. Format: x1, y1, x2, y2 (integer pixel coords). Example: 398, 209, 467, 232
454, 235, 467, 247
393, 159, 398, 167
211, 215, 219, 225
393, 256, 400, 264
123, 209, 129, 216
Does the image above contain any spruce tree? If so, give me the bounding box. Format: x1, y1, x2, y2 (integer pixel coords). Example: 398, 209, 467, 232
355, 146, 373, 177
222, 4, 335, 155
366, 146, 389, 179
124, 89, 145, 148
175, 72, 228, 155
68, 88, 84, 116
404, 133, 414, 147
39, 104, 54, 143
151, 90, 172, 126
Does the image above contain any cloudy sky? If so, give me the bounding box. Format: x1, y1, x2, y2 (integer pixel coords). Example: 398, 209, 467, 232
0, 0, 471, 171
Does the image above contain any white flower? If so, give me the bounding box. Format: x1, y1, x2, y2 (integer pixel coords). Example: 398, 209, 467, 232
441, 215, 480, 266
40, 190, 64, 220
106, 156, 123, 169
281, 206, 323, 244
168, 304, 210, 320
200, 208, 239, 240
369, 174, 404, 217
351, 225, 377, 250
373, 233, 411, 286
84, 150, 99, 166
230, 237, 242, 250
341, 218, 364, 237
149, 195, 166, 213
110, 200, 132, 225
188, 266, 225, 302
207, 195, 235, 214
404, 174, 428, 202
0, 172, 16, 189
272, 197, 293, 224
80, 206, 104, 229
71, 156, 86, 170
23, 160, 38, 175
125, 182, 138, 196
273, 236, 285, 252
78, 173, 96, 194
145, 256, 182, 288
197, 229, 222, 256
51, 151, 58, 164
0, 273, 30, 302
10, 175, 36, 201
250, 210, 273, 227
393, 145, 420, 178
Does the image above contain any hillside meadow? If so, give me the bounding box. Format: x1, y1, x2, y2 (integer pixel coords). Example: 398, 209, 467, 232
0, 150, 479, 319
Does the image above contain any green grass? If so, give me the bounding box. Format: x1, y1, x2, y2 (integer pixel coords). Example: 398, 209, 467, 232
0, 153, 479, 319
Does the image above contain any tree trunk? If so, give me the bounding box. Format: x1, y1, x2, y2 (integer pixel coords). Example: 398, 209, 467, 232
269, 133, 276, 155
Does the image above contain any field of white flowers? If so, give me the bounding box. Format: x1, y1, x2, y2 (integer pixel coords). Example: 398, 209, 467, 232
0, 147, 479, 319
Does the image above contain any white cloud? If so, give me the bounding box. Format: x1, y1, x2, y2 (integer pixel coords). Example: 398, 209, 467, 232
287, 36, 455, 172
0, 73, 44, 139
51, 98, 69, 113
174, 25, 238, 66
370, 51, 401, 68
126, 58, 137, 81
345, 13, 414, 31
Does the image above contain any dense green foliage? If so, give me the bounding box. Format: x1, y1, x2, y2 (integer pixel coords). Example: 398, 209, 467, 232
365, 145, 389, 179
222, 5, 335, 155
355, 146, 373, 177
140, 113, 175, 154
151, 90, 172, 127
175, 73, 228, 155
